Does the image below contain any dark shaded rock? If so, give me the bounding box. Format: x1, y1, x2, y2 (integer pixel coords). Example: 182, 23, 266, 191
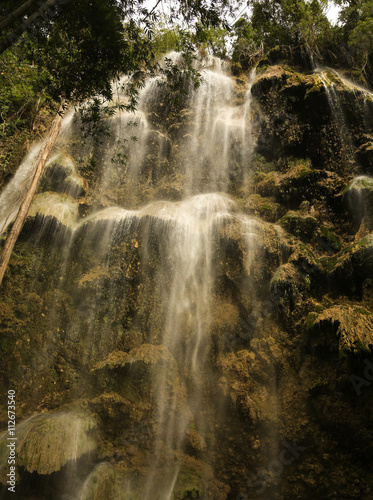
281, 211, 318, 240
41, 154, 87, 199
307, 305, 373, 355
245, 194, 285, 222
356, 140, 373, 172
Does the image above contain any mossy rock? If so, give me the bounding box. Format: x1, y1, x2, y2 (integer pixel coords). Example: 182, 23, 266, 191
315, 226, 342, 253
173, 468, 204, 499
343, 176, 373, 230
330, 234, 373, 292
27, 192, 79, 229
42, 153, 87, 198
91, 344, 190, 417
78, 462, 116, 500
280, 211, 318, 239
256, 171, 280, 198
245, 194, 285, 223
217, 346, 281, 425
0, 410, 97, 481
307, 305, 373, 355
277, 164, 325, 207
356, 140, 373, 172
92, 344, 177, 372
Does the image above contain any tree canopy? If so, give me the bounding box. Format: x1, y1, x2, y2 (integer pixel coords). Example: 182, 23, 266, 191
1, 0, 373, 113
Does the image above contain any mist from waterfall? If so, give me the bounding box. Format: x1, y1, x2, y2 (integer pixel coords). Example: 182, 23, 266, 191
0, 53, 267, 500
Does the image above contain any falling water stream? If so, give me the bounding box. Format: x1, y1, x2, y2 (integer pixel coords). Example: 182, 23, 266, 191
0, 54, 266, 499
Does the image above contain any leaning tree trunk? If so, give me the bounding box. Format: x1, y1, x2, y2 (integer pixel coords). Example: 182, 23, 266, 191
0, 0, 40, 31
0, 99, 65, 286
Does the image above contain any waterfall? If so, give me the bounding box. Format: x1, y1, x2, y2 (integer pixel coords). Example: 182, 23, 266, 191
0, 110, 74, 235
317, 71, 355, 158
0, 54, 270, 500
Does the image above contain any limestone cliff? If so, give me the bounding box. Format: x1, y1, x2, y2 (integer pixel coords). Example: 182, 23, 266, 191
1, 53, 373, 500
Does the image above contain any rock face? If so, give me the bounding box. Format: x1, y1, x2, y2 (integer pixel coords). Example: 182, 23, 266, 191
1, 52, 373, 499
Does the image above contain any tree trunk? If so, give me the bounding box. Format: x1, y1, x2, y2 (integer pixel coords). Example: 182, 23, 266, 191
0, 0, 40, 31
0, 99, 65, 286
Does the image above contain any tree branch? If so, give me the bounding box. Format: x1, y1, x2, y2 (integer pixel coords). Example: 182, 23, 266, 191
141, 0, 162, 22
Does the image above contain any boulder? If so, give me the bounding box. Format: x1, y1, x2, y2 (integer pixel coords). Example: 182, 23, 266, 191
42, 154, 87, 198
78, 463, 117, 500
280, 211, 318, 240
0, 410, 97, 481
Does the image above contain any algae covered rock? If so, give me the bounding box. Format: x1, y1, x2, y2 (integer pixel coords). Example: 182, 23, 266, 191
41, 153, 87, 198
307, 305, 373, 354
343, 176, 373, 230
217, 339, 281, 425
356, 139, 373, 171
78, 462, 116, 500
0, 410, 97, 481
92, 344, 190, 417
280, 211, 318, 239
26, 192, 79, 231
93, 343, 177, 372
245, 193, 285, 223
315, 225, 342, 253
331, 234, 373, 291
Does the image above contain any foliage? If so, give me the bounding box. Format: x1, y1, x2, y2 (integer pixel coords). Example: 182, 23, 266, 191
344, 1, 373, 74
0, 49, 53, 179
231, 17, 262, 68
22, 0, 154, 103
193, 24, 231, 59
249, 0, 331, 55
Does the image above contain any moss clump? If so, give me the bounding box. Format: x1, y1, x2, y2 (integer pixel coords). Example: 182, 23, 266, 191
28, 192, 79, 229
0, 410, 97, 480
281, 211, 318, 239
316, 226, 342, 253
78, 463, 117, 500
306, 311, 319, 330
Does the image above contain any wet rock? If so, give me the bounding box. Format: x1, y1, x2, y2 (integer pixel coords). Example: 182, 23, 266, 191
330, 234, 373, 294
314, 226, 342, 253
41, 153, 87, 198
78, 462, 116, 500
91, 344, 190, 420
280, 211, 318, 240
307, 305, 373, 354
343, 176, 373, 231
0, 410, 97, 480
21, 192, 79, 244
270, 262, 311, 322
26, 192, 79, 229
217, 339, 281, 425
355, 140, 373, 172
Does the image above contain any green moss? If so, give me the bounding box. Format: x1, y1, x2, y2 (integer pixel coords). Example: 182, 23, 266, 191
318, 226, 342, 252
28, 192, 79, 228
281, 213, 318, 237
0, 410, 97, 477
308, 377, 328, 392
306, 312, 319, 330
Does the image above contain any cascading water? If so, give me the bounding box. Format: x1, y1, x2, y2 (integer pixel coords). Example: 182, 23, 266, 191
0, 53, 276, 500
0, 110, 74, 233
317, 71, 355, 159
